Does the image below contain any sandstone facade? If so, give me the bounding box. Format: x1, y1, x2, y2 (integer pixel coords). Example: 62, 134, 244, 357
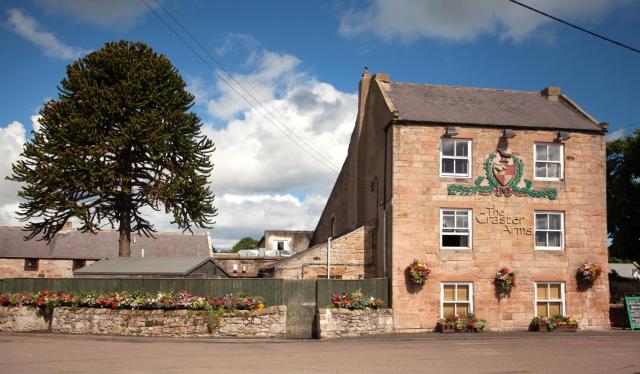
0, 306, 49, 332
317, 308, 393, 338
0, 259, 96, 279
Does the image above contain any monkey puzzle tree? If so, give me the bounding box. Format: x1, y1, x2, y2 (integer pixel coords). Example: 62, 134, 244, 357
9, 41, 217, 257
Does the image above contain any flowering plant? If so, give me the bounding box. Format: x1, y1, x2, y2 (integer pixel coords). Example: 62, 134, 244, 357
406, 260, 431, 285
330, 289, 385, 310
530, 315, 577, 332
576, 261, 603, 284
0, 290, 266, 313
494, 267, 516, 292
436, 314, 486, 333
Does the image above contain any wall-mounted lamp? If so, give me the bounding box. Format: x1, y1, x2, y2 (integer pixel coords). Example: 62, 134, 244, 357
557, 131, 571, 141
501, 128, 516, 138
444, 126, 458, 136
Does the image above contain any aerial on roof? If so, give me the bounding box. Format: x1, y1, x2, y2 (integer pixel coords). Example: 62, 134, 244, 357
74, 256, 227, 276
380, 80, 603, 132
0, 226, 212, 260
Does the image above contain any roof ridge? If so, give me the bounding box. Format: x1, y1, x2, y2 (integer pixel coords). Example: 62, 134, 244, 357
388, 80, 541, 95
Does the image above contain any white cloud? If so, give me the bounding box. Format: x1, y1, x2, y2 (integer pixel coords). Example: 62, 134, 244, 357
6, 9, 89, 60
607, 128, 625, 140
40, 0, 152, 27
0, 121, 27, 226
30, 115, 42, 133
339, 0, 618, 43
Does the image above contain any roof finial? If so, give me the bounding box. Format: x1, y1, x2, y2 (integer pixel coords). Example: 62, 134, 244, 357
362, 66, 370, 77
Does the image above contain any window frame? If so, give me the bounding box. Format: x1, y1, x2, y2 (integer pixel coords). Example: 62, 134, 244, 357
24, 258, 39, 271
440, 208, 472, 250
440, 282, 474, 318
275, 240, 286, 252
440, 139, 472, 178
534, 211, 564, 251
534, 282, 565, 317
72, 259, 86, 271
533, 143, 564, 181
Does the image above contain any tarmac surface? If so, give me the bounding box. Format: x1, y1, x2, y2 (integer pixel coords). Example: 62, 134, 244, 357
1, 331, 639, 373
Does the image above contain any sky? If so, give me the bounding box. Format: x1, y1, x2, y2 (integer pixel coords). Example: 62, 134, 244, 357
1, 0, 639, 249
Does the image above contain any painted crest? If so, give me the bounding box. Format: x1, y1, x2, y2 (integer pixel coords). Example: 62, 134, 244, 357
447, 152, 557, 200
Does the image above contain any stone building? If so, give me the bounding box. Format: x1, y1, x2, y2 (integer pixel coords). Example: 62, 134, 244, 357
74, 257, 228, 278
306, 71, 609, 331
257, 230, 314, 254
0, 224, 212, 278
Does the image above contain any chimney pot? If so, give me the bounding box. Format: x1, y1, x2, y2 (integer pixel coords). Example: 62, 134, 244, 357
541, 86, 561, 102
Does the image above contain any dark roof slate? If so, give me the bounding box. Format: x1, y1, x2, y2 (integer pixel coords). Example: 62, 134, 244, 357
73, 257, 224, 276
0, 227, 211, 260
384, 82, 602, 132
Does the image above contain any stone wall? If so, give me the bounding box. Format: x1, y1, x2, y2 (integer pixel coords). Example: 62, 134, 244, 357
0, 306, 49, 332
0, 259, 97, 279
317, 308, 393, 338
271, 225, 375, 279
0, 306, 286, 338
390, 125, 609, 332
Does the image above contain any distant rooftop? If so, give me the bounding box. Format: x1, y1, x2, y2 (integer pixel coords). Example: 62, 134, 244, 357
0, 225, 212, 260
74, 256, 226, 276
381, 81, 603, 132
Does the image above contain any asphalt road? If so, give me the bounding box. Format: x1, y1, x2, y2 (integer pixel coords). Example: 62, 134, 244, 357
1, 331, 639, 374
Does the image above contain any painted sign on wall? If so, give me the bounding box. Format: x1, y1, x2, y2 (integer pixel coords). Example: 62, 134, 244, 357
476, 206, 532, 235
448, 152, 557, 200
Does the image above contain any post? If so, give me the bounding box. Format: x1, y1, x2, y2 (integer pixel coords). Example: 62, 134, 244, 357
327, 237, 332, 279
383, 208, 387, 277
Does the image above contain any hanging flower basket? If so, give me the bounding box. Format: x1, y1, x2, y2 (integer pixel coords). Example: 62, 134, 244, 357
576, 261, 603, 285
494, 267, 516, 293
406, 260, 431, 285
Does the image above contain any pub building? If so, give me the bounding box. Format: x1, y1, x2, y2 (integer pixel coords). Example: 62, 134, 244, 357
309, 71, 609, 331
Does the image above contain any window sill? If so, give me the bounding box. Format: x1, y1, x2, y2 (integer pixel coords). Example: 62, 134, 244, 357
535, 247, 564, 251
440, 247, 472, 251
440, 174, 471, 180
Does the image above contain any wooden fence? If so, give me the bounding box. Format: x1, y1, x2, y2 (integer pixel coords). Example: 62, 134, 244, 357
0, 277, 389, 339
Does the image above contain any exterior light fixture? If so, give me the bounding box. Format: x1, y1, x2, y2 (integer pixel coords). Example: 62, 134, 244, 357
557, 131, 571, 141
444, 127, 458, 136
501, 128, 515, 138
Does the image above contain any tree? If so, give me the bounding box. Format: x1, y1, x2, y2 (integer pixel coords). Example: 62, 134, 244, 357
231, 237, 259, 253
607, 129, 640, 262
9, 41, 217, 257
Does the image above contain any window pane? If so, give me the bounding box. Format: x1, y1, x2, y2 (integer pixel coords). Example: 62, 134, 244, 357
548, 145, 561, 161
535, 162, 547, 178
456, 303, 469, 317
443, 304, 455, 317
442, 140, 454, 156
549, 284, 561, 299
456, 213, 468, 229
442, 159, 454, 174
536, 284, 548, 300
536, 303, 547, 317
535, 232, 547, 247
548, 214, 561, 230
548, 302, 562, 317
456, 285, 469, 301
443, 285, 455, 301
536, 144, 547, 161
547, 232, 561, 247
536, 214, 548, 230
547, 163, 560, 178
454, 159, 468, 175
455, 141, 468, 157
443, 235, 468, 248
443, 214, 455, 228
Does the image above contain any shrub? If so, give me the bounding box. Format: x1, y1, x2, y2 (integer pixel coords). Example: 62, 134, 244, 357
330, 290, 385, 310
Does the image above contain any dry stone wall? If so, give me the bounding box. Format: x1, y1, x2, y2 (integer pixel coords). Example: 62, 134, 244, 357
0, 306, 286, 338
317, 308, 393, 338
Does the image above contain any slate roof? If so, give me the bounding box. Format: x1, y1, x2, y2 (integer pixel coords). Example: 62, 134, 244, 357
609, 263, 640, 280
383, 82, 603, 132
0, 226, 211, 260
74, 257, 226, 276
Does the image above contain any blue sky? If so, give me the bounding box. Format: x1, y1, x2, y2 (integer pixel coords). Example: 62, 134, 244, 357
1, 0, 639, 248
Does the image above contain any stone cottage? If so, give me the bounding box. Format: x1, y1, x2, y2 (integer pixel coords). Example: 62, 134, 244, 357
300, 71, 609, 331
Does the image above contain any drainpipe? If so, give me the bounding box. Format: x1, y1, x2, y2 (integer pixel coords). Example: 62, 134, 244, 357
382, 121, 391, 278
327, 237, 332, 279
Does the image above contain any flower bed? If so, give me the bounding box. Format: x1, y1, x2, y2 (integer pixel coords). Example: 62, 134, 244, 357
529, 315, 578, 332
0, 290, 286, 338
436, 315, 486, 333
330, 290, 384, 310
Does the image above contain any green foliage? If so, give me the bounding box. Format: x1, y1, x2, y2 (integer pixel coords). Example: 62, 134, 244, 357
8, 41, 217, 254
231, 237, 259, 253
607, 129, 640, 262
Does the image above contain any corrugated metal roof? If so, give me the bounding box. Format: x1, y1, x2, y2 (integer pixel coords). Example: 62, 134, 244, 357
0, 227, 211, 259
74, 256, 219, 275
383, 82, 603, 132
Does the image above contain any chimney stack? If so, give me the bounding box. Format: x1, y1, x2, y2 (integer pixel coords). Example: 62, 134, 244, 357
540, 86, 561, 102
